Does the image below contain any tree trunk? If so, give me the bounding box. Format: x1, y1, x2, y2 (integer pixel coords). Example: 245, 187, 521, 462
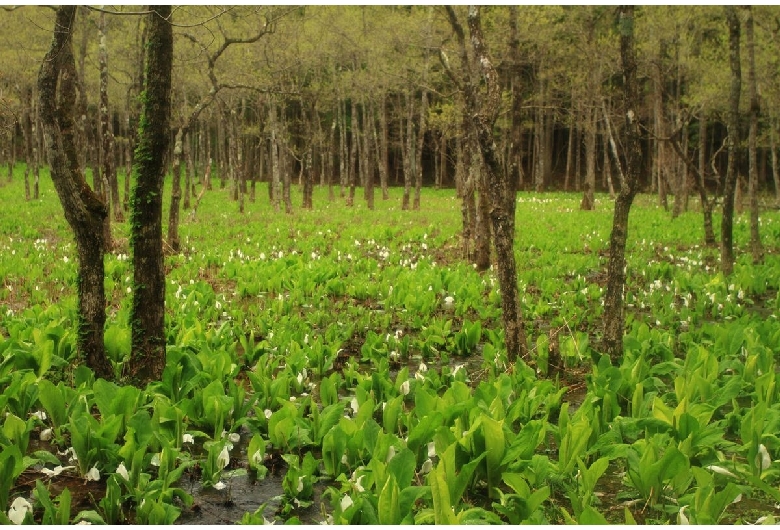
270, 103, 281, 211
38, 6, 113, 380
698, 113, 717, 245
365, 100, 375, 210
167, 128, 183, 251
770, 114, 780, 207
602, 5, 641, 361
745, 6, 762, 263
379, 95, 389, 200
581, 106, 596, 210
125, 5, 172, 385
721, 6, 741, 277
98, 9, 122, 228
413, 90, 427, 210
402, 91, 413, 210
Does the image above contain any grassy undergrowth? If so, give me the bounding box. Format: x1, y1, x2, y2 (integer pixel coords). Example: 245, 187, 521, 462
1, 166, 780, 524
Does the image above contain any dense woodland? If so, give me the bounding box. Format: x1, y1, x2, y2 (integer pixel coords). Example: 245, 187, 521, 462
2, 5, 780, 210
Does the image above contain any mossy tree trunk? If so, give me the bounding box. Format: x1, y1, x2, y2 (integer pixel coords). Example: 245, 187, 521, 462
125, 5, 173, 385
38, 5, 113, 380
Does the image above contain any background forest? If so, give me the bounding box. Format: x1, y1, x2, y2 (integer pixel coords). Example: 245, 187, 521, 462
2, 5, 780, 212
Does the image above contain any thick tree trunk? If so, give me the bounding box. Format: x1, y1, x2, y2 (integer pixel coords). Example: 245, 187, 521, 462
38, 6, 113, 380
745, 6, 762, 263
602, 5, 641, 361
125, 5, 172, 385
721, 6, 741, 277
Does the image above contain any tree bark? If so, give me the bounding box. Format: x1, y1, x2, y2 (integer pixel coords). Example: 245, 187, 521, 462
402, 91, 414, 210
745, 6, 762, 263
721, 6, 741, 277
602, 5, 641, 361
167, 128, 183, 251
98, 9, 122, 226
379, 95, 390, 200
467, 6, 526, 362
580, 106, 597, 210
771, 114, 780, 207
125, 5, 172, 385
413, 90, 427, 210
38, 6, 113, 380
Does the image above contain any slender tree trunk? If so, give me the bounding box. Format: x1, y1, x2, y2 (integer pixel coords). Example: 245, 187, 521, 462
167, 128, 183, 251
365, 100, 375, 210
722, 6, 741, 277
347, 99, 357, 206
98, 9, 122, 229
602, 5, 641, 361
125, 5, 172, 385
270, 103, 281, 211
183, 131, 194, 209
745, 6, 762, 263
38, 6, 113, 380
402, 91, 414, 210
581, 106, 596, 210
770, 114, 780, 207
379, 94, 390, 200
413, 90, 427, 210
697, 113, 717, 245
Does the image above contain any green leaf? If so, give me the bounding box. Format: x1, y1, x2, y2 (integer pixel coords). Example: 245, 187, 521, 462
378, 474, 401, 525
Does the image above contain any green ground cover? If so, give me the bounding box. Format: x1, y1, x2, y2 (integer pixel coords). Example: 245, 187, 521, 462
1, 167, 780, 524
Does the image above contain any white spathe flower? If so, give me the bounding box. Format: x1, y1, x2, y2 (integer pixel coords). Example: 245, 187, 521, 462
350, 397, 359, 415
678, 505, 689, 525
400, 380, 410, 396
217, 445, 230, 470
705, 464, 737, 478
443, 296, 454, 309
41, 465, 75, 477
39, 428, 53, 442
85, 466, 100, 481
182, 433, 194, 444
228, 432, 241, 444
353, 474, 365, 493
419, 362, 428, 373
757, 444, 772, 473
116, 462, 130, 481
427, 441, 436, 459
340, 494, 354, 512
150, 453, 161, 467
421, 458, 433, 474
264, 409, 273, 420
213, 481, 227, 491
252, 449, 264, 466
297, 476, 305, 493
31, 410, 47, 421
8, 497, 32, 525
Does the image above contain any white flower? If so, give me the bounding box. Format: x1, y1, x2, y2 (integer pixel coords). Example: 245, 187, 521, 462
8, 497, 32, 525
421, 458, 433, 474
350, 397, 359, 415
213, 481, 227, 490
705, 464, 737, 478
678, 505, 689, 525
419, 362, 428, 373
116, 462, 130, 481
427, 442, 436, 459
31, 410, 47, 421
400, 380, 410, 396
353, 474, 365, 493
85, 466, 100, 481
340, 494, 354, 512
40, 428, 53, 441
757, 444, 771, 473
443, 296, 454, 309
228, 432, 241, 444
264, 409, 273, 419
150, 453, 161, 466
252, 449, 264, 466
217, 445, 230, 470
182, 433, 194, 444
41, 465, 75, 477
297, 476, 305, 493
